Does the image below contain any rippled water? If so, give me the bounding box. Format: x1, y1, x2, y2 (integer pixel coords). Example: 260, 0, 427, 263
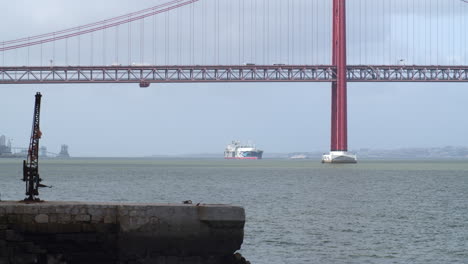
1, 158, 467, 264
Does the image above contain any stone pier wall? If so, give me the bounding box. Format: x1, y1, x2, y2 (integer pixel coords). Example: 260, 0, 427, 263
0, 201, 249, 264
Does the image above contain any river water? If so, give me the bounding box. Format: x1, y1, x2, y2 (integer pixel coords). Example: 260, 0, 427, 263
1, 158, 467, 264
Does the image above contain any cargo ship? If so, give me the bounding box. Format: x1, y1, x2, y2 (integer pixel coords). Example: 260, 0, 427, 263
224, 141, 263, 160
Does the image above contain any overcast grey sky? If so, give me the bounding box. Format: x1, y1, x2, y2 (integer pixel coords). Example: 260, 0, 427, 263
1, 0, 467, 157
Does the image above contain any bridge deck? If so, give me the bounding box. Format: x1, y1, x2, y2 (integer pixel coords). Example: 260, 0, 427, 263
1, 65, 468, 84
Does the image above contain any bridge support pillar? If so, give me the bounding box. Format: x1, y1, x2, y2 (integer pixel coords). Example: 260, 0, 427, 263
322, 0, 357, 164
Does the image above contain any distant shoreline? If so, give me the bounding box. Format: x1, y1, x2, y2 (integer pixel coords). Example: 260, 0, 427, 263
2, 146, 468, 160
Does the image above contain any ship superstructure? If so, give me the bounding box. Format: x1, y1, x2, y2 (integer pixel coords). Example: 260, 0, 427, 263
224, 141, 263, 160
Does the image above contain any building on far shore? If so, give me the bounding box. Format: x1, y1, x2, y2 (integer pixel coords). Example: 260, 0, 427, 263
57, 144, 70, 158
0, 135, 12, 156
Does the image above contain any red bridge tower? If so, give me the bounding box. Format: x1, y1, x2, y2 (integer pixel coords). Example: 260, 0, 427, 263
322, 0, 357, 163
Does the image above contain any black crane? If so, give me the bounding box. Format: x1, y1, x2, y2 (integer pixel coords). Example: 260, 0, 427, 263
23, 92, 45, 201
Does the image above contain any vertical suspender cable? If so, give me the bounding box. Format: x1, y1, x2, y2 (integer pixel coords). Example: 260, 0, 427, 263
191, 1, 194, 65
78, 27, 81, 65
287, 0, 290, 64
407, 0, 409, 64
128, 16, 131, 65
213, 1, 216, 64
218, 0, 220, 64
202, 0, 206, 65
440, 2, 449, 65
380, 2, 385, 64
178, 8, 181, 65
65, 38, 68, 65
179, 7, 181, 65
450, 0, 453, 65
140, 19, 144, 64
460, 0, 468, 65
321, 0, 324, 64
227, 1, 230, 64
464, 0, 467, 65
103, 23, 106, 65
436, 0, 439, 65
292, 0, 295, 64
266, 0, 269, 65
166, 11, 169, 65
459, 0, 463, 65
116, 26, 119, 64
250, 0, 255, 62
300, 0, 303, 64
452, 1, 455, 65
315, 0, 318, 65
382, 0, 384, 65
311, 0, 314, 64
190, 3, 195, 65
53, 33, 56, 65
27, 37, 30, 66
298, 0, 302, 64
310, 0, 313, 64
443, 0, 446, 65
431, 0, 435, 65
429, 0, 432, 65
456, 0, 459, 65
242, 0, 245, 63
412, 1, 416, 64
200, 1, 206, 64
358, 0, 361, 64
389, 0, 392, 65
372, 0, 375, 64
371, 0, 375, 64
177, 7, 180, 65
212, 1, 219, 65
315, 0, 319, 64
370, 1, 379, 64
308, 1, 312, 65
153, 14, 156, 65
263, 0, 266, 64
279, 0, 282, 63
276, 0, 279, 63
253, 0, 256, 63
165, 11, 168, 65
425, 0, 428, 65
239, 0, 241, 64
228, 1, 231, 64
365, 0, 368, 64
90, 32, 93, 66
387, 0, 390, 65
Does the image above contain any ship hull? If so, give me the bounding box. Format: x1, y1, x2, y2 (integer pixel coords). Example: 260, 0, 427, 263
224, 141, 263, 160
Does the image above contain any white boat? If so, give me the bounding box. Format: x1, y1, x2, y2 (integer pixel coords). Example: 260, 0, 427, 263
321, 151, 357, 163
224, 141, 263, 160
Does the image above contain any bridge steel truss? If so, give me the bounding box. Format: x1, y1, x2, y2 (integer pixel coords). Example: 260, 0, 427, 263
1, 65, 468, 84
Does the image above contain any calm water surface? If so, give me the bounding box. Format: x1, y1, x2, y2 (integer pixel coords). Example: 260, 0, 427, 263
1, 158, 467, 264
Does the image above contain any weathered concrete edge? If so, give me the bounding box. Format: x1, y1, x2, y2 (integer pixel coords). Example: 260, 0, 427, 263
0, 201, 246, 257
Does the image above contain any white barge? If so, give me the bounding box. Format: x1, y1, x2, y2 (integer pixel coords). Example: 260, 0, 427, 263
321, 151, 357, 163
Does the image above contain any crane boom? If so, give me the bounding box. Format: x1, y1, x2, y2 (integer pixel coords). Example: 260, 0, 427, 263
23, 92, 44, 201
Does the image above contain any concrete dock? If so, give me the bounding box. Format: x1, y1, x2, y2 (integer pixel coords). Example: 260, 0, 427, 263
0, 201, 248, 264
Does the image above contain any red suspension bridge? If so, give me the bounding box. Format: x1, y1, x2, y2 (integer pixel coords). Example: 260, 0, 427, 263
1, 0, 467, 162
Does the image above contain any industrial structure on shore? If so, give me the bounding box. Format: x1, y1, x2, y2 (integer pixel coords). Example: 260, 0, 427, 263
0, 135, 12, 156
0, 134, 70, 158
57, 144, 70, 158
